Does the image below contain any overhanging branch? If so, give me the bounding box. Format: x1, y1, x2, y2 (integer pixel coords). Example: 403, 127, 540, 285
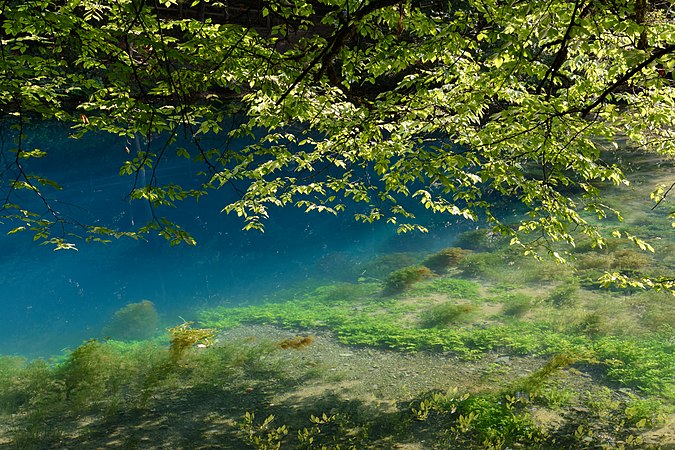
579, 44, 675, 117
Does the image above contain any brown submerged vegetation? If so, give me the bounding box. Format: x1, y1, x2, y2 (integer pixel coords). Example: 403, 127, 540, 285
276, 335, 315, 350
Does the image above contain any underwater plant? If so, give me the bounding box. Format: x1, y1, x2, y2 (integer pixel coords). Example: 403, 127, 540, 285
422, 247, 471, 274
546, 283, 579, 307
410, 277, 481, 299
59, 339, 135, 413
454, 228, 505, 251
0, 356, 27, 414
237, 412, 289, 450
168, 321, 216, 362
361, 252, 421, 279
501, 293, 534, 317
515, 352, 578, 394
610, 248, 652, 273
382, 265, 434, 295
102, 299, 160, 341
276, 335, 314, 350
419, 302, 479, 328
578, 312, 606, 336
456, 252, 504, 279
410, 388, 549, 449
574, 252, 614, 271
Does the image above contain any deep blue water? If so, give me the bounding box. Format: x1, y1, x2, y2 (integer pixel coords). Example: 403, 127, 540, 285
0, 122, 473, 357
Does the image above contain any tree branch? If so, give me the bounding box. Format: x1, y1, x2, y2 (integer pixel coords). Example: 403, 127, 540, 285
579, 44, 675, 117
276, 0, 402, 105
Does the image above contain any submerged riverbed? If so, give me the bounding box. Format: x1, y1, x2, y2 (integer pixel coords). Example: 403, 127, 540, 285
0, 135, 673, 448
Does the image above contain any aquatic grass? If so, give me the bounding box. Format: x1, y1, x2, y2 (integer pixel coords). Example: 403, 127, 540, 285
530, 288, 654, 338
199, 283, 404, 331
2, 298, 673, 449
421, 247, 471, 274
60, 339, 127, 412
411, 388, 550, 449
197, 278, 675, 402
583, 386, 620, 418
202, 298, 584, 359
457, 248, 572, 285
486, 282, 520, 294
537, 384, 578, 408
624, 395, 667, 428
593, 337, 675, 397
168, 337, 283, 390
457, 252, 505, 279
0, 355, 27, 413
454, 228, 507, 251
546, 283, 579, 307
459, 323, 588, 357
203, 301, 562, 357
359, 252, 423, 279
407, 277, 481, 299
610, 248, 653, 273
499, 292, 536, 317
542, 384, 667, 448
419, 302, 479, 328
515, 352, 578, 393
332, 321, 477, 355
558, 291, 672, 340
506, 252, 575, 284
576, 311, 608, 335
10, 420, 65, 450
628, 290, 675, 334
407, 354, 672, 448
199, 299, 669, 399
0, 358, 65, 417
449, 393, 546, 446
0, 333, 328, 448
382, 265, 434, 295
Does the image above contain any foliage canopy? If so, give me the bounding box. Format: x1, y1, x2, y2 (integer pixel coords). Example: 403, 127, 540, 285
1, 0, 673, 290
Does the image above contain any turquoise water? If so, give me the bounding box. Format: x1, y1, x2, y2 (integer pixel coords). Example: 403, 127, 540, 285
2, 123, 673, 449
0, 123, 469, 356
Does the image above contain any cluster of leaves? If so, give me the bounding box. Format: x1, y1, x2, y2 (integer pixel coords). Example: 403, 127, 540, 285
1, 0, 252, 245
0, 0, 673, 285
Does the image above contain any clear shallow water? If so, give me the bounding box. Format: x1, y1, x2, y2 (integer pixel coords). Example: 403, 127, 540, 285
0, 123, 471, 357
1, 125, 673, 449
